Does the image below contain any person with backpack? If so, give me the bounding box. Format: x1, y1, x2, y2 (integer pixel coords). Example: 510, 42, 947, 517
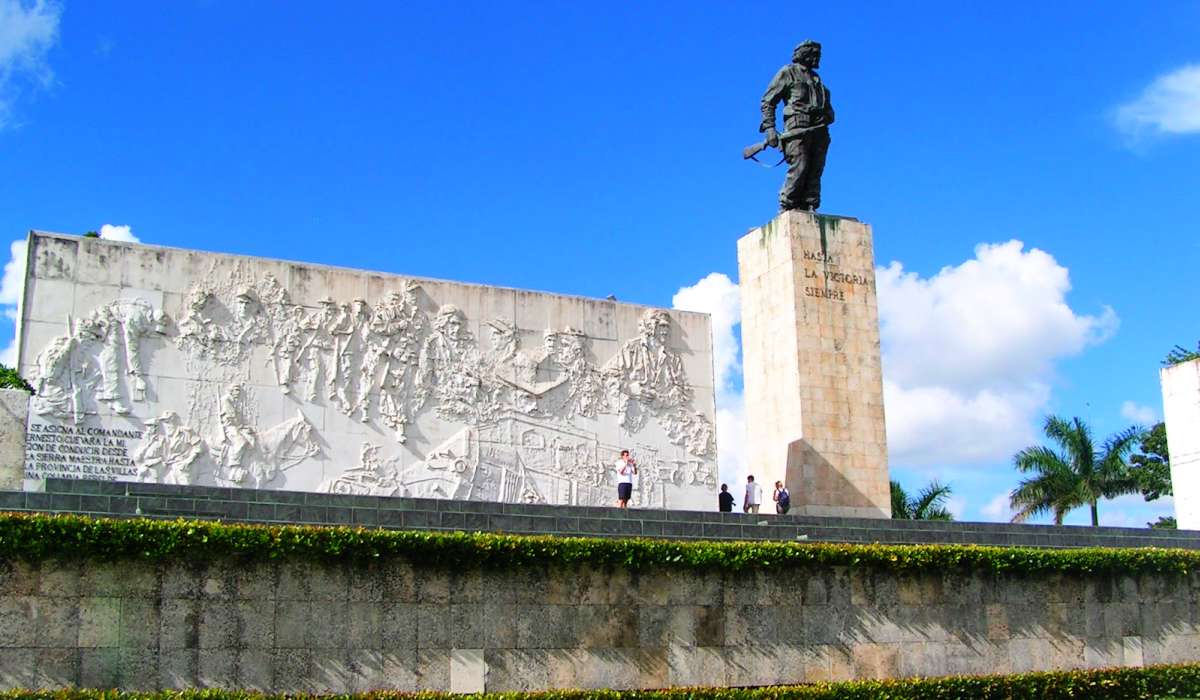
774, 480, 791, 514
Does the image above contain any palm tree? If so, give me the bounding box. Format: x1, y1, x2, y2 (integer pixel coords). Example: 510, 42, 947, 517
1009, 415, 1140, 526
890, 479, 955, 520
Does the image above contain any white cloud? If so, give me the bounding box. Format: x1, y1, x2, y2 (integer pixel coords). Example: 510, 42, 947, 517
1120, 400, 1158, 425
0, 238, 27, 365
878, 240, 1117, 466
0, 238, 27, 307
980, 492, 1015, 522
0, 0, 62, 129
944, 495, 966, 520
1115, 64, 1200, 138
1097, 494, 1175, 528
99, 224, 140, 243
673, 273, 746, 487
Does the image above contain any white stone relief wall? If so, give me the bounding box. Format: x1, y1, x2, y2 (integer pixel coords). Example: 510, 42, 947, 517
1162, 359, 1200, 530
17, 233, 717, 509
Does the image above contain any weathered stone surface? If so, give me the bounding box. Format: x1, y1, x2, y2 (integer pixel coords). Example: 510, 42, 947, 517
0, 389, 29, 490
3, 556, 1193, 692
15, 232, 718, 511
737, 211, 889, 517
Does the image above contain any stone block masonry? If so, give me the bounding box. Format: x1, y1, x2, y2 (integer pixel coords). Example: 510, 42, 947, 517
738, 211, 889, 517
1, 553, 1196, 691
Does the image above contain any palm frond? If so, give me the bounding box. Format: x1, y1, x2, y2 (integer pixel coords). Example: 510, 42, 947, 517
913, 480, 953, 519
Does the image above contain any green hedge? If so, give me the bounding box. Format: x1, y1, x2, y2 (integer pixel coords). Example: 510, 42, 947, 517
3, 664, 1200, 698
1, 512, 1198, 577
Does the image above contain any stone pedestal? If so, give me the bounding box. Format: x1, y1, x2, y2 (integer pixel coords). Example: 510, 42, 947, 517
1162, 358, 1200, 530
737, 210, 890, 518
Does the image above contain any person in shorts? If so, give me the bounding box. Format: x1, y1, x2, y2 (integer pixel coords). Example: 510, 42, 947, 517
773, 480, 791, 514
744, 475, 762, 513
616, 449, 638, 507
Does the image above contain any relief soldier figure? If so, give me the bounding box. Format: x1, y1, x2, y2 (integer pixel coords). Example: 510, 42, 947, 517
298, 296, 340, 401
759, 39, 835, 211
135, 411, 205, 485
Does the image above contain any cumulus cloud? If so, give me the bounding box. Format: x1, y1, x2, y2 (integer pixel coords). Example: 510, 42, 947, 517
0, 238, 27, 365
0, 0, 62, 129
1098, 494, 1174, 528
0, 224, 141, 366
0, 238, 26, 308
673, 273, 746, 485
674, 240, 1114, 484
99, 224, 140, 243
944, 495, 966, 521
1120, 400, 1158, 425
1115, 64, 1200, 139
878, 240, 1117, 466
980, 492, 1015, 522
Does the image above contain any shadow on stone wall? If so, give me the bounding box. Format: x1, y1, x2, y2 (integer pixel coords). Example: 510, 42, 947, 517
2, 551, 1197, 691
785, 439, 886, 517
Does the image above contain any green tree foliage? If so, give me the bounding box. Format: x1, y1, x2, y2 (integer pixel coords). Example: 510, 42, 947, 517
83, 231, 100, 238
1010, 415, 1140, 526
0, 364, 32, 393
1149, 516, 1177, 529
1130, 422, 1171, 501
1164, 342, 1200, 367
890, 479, 954, 520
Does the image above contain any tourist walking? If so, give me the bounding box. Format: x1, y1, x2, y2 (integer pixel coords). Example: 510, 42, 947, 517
743, 475, 762, 513
718, 483, 734, 512
774, 481, 791, 514
615, 449, 637, 508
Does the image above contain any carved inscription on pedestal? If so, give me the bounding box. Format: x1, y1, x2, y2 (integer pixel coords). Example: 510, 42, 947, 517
800, 249, 873, 302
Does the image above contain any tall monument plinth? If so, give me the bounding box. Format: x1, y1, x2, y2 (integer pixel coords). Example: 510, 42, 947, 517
737, 210, 890, 517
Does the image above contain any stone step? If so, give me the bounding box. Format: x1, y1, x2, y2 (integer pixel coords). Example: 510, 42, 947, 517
0, 478, 1193, 550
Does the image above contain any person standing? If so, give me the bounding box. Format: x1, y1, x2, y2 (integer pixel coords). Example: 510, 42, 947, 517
773, 481, 791, 514
718, 483, 734, 512
743, 475, 762, 513
615, 449, 638, 508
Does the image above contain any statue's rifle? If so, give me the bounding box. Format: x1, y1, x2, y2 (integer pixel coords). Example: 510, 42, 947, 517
742, 125, 824, 167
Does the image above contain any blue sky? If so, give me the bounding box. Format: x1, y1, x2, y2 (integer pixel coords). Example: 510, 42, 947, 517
1, 1, 1197, 526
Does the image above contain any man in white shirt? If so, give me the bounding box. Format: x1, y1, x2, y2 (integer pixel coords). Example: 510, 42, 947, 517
744, 475, 762, 513
615, 449, 637, 508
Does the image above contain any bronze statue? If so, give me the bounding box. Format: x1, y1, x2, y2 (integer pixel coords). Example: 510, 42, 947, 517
747, 40, 835, 212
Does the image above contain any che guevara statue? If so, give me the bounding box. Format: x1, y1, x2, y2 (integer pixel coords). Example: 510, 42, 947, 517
751, 40, 835, 212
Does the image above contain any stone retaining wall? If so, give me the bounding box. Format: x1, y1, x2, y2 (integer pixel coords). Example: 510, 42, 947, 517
1, 554, 1197, 691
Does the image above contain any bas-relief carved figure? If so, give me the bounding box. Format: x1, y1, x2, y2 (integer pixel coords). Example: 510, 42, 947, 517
748, 39, 835, 212
134, 411, 203, 485
27, 256, 717, 507
212, 383, 319, 488
32, 298, 167, 422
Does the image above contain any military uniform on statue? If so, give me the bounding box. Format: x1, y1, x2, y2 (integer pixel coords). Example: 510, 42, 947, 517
759, 40, 835, 212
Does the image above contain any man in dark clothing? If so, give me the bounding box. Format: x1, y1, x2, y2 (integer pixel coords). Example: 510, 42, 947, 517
718, 483, 734, 512
760, 40, 835, 211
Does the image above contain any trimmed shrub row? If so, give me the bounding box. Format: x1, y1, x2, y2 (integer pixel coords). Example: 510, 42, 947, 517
3, 664, 1200, 699
1, 512, 1198, 577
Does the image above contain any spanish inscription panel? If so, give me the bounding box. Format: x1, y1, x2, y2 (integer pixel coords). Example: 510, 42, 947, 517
17, 234, 718, 509
800, 248, 873, 302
